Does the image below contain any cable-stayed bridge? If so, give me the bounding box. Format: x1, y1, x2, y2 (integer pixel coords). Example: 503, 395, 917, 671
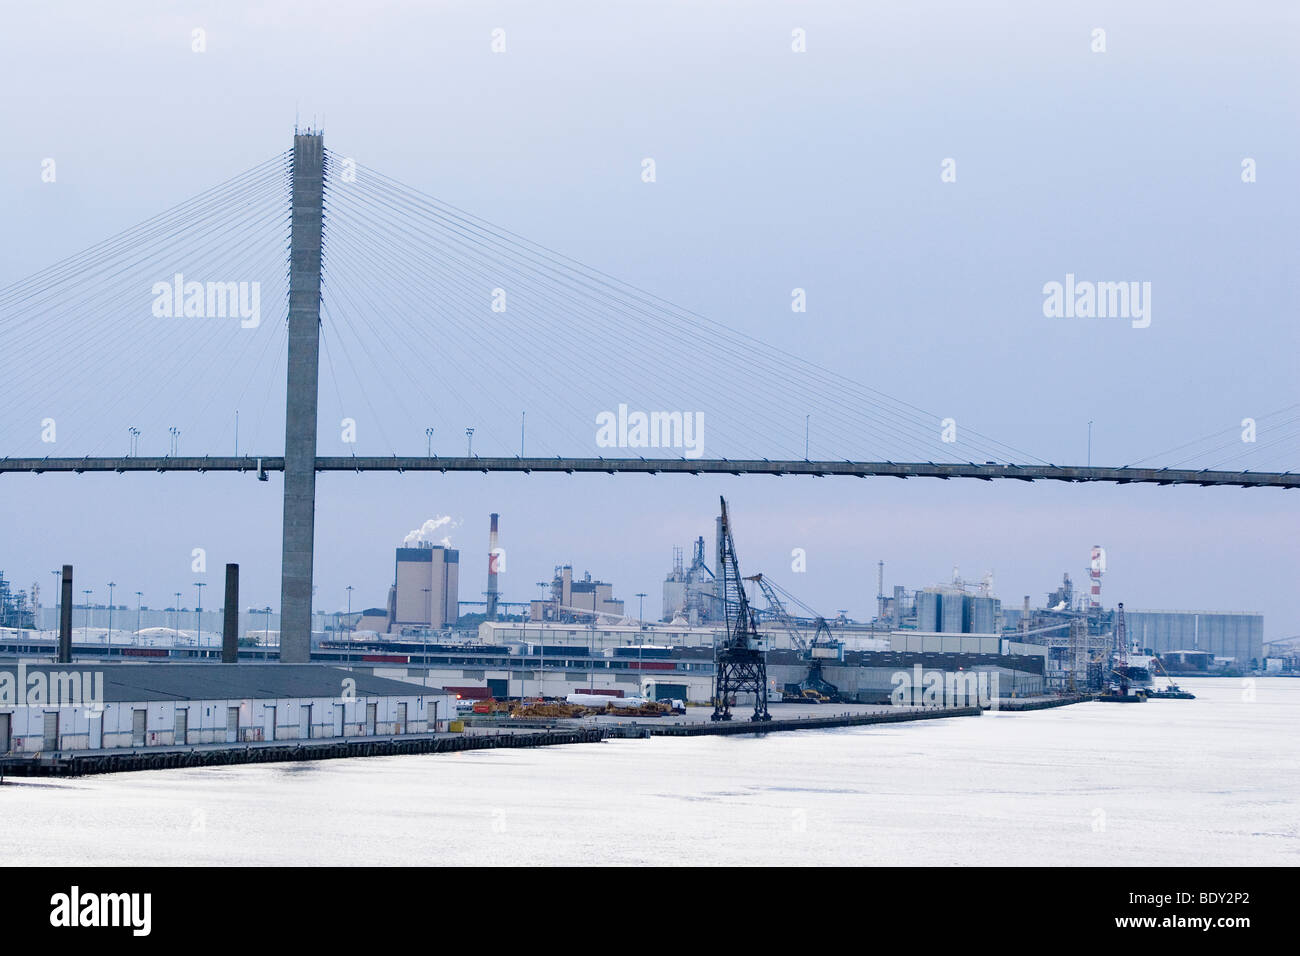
1, 455, 1294, 487
3, 131, 1296, 660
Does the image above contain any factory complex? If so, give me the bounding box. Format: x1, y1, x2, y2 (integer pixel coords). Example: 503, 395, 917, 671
0, 503, 1286, 772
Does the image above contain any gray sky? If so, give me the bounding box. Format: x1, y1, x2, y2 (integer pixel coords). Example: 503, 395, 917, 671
1, 1, 1296, 637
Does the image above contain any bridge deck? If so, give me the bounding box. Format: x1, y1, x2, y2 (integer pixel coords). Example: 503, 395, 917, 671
1, 456, 1294, 487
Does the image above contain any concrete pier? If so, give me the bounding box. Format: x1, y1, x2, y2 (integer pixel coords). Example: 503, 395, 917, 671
0, 728, 605, 778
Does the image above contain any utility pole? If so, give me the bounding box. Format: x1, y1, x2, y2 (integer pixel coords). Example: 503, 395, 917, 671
82, 589, 91, 642
425, 427, 434, 457
877, 560, 885, 623
345, 585, 354, 667
51, 570, 60, 636
531, 579, 549, 701
466, 427, 475, 457
195, 582, 205, 645
636, 592, 647, 696
107, 581, 115, 642
135, 591, 143, 645
173, 591, 181, 642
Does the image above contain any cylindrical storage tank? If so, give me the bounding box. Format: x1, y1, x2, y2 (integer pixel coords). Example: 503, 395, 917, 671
967, 596, 996, 634
941, 592, 964, 634
917, 591, 941, 632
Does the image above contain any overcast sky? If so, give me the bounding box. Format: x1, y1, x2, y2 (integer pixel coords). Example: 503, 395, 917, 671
1, 1, 1296, 637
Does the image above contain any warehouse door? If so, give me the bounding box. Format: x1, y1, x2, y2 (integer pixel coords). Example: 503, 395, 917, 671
396, 702, 407, 734
175, 709, 188, 746
265, 705, 277, 741
651, 683, 689, 702
131, 709, 147, 747
89, 712, 102, 750
0, 713, 11, 753
333, 704, 345, 737
365, 702, 377, 735
225, 707, 239, 743
43, 712, 59, 750
300, 704, 311, 740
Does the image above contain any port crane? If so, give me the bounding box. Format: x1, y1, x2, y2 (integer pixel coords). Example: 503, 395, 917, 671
1111, 602, 1130, 694
711, 497, 772, 722
742, 572, 843, 702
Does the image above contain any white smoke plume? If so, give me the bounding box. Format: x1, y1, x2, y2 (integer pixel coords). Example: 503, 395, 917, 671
403, 515, 458, 548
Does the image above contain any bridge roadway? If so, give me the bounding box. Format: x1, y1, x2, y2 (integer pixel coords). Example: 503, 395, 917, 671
1, 456, 1296, 488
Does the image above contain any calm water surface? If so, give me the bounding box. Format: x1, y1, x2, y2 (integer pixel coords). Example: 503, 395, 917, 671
2, 678, 1295, 865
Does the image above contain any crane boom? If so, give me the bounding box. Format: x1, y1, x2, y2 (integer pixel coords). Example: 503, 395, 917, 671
743, 571, 843, 703
743, 573, 809, 652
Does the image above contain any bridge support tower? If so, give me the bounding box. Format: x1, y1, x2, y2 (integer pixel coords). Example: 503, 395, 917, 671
279, 131, 325, 663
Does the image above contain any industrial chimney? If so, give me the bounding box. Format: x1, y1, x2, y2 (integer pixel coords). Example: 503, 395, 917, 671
486, 513, 500, 621
57, 564, 73, 663
222, 563, 239, 663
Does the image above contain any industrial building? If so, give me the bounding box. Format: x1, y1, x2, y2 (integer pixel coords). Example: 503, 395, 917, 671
359, 642, 719, 704
480, 619, 717, 651
0, 572, 36, 629
391, 543, 460, 629
529, 565, 624, 622
1125, 609, 1263, 666
911, 588, 1001, 635
0, 663, 456, 754
765, 647, 1047, 703
661, 536, 720, 624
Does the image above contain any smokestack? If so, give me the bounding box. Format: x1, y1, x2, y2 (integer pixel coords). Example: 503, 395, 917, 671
486, 513, 500, 621
222, 563, 239, 663
57, 564, 73, 663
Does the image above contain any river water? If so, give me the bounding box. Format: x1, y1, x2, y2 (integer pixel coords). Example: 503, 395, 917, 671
2, 678, 1295, 865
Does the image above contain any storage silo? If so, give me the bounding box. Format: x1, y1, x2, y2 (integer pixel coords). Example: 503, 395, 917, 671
917, 590, 941, 632
967, 596, 997, 634
941, 590, 964, 634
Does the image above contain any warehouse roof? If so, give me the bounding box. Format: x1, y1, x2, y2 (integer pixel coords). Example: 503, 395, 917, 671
0, 662, 447, 702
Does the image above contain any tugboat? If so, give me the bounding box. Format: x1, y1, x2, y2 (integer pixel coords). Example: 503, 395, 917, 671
1145, 655, 1196, 699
